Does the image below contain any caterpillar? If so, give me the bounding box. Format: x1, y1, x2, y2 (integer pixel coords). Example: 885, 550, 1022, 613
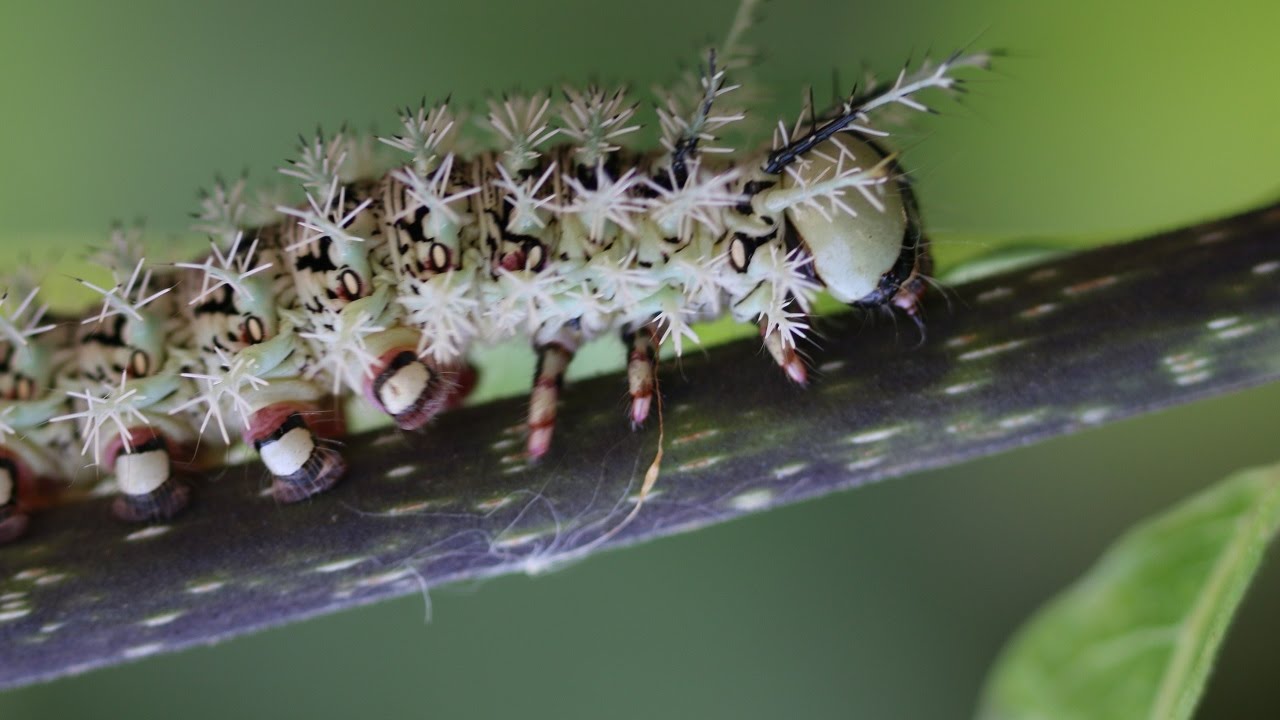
0, 0, 987, 545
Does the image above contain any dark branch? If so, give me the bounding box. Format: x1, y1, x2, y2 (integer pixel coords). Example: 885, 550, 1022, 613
2, 202, 1278, 690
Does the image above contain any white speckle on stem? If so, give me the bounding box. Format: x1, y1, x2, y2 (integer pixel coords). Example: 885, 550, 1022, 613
314, 557, 368, 574
729, 489, 774, 511
959, 339, 1027, 361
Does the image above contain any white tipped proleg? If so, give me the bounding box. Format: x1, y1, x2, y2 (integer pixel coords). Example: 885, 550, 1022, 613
116, 447, 172, 496
761, 317, 809, 386
527, 328, 583, 459
376, 359, 431, 417
260, 425, 316, 478
624, 324, 660, 427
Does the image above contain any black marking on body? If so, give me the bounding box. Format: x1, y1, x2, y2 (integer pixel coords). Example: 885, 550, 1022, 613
82, 316, 128, 348
294, 236, 340, 275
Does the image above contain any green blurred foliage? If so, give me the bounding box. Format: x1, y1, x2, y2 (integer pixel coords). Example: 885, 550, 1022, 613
981, 463, 1280, 720
0, 0, 1277, 717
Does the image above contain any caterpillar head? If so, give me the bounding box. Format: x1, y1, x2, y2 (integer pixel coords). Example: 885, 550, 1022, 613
733, 133, 926, 315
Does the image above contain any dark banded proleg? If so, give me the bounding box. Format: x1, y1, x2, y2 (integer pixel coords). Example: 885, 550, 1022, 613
760, 318, 809, 386
623, 323, 660, 428
0, 457, 29, 544
110, 431, 191, 523
112, 477, 191, 523
247, 404, 347, 503
527, 330, 582, 460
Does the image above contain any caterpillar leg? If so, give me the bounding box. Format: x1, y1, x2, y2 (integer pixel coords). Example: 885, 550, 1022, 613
0, 457, 29, 545
623, 323, 660, 428
109, 429, 191, 523
366, 345, 454, 431
527, 328, 583, 460
246, 403, 347, 503
760, 318, 809, 386
890, 243, 933, 339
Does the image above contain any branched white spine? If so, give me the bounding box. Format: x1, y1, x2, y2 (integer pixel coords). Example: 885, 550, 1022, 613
557, 164, 646, 241
192, 177, 249, 245
398, 272, 479, 364
656, 57, 745, 158
78, 258, 172, 326
278, 133, 348, 195
763, 137, 896, 219
175, 233, 272, 305
390, 155, 480, 228
486, 94, 558, 175
298, 309, 387, 395
278, 177, 374, 252
380, 102, 457, 178
559, 87, 640, 167
494, 163, 556, 233
171, 349, 268, 445
853, 52, 990, 119
643, 161, 744, 241
0, 287, 55, 348
51, 371, 149, 465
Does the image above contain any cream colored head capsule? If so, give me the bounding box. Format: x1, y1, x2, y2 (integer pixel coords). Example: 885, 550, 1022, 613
755, 135, 907, 304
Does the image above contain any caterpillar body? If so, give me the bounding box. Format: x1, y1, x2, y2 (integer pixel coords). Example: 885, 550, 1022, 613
0, 8, 987, 544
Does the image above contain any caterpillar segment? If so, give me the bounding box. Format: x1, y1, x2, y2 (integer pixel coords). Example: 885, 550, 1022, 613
179, 189, 349, 503
52, 236, 204, 523
276, 138, 452, 432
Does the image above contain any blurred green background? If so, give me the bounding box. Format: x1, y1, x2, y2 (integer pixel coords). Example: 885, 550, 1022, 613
0, 0, 1277, 717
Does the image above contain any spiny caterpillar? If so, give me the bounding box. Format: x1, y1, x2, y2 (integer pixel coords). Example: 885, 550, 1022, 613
0, 1, 987, 545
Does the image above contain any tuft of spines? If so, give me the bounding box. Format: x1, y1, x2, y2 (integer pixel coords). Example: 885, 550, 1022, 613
557, 164, 646, 242
277, 175, 373, 252
381, 101, 457, 178
643, 159, 744, 242
175, 233, 273, 306
0, 285, 55, 349
296, 307, 387, 395
279, 132, 348, 195
77, 257, 172, 327
388, 154, 480, 231
192, 176, 249, 246
493, 163, 557, 235
763, 136, 897, 220
50, 371, 149, 467
398, 271, 479, 364
485, 93, 558, 175
656, 51, 746, 162
171, 349, 268, 445
558, 86, 640, 168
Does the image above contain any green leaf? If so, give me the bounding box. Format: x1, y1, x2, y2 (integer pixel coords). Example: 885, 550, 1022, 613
979, 462, 1280, 720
